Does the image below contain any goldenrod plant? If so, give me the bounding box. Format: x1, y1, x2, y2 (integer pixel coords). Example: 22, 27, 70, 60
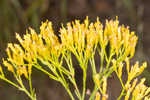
0, 17, 150, 100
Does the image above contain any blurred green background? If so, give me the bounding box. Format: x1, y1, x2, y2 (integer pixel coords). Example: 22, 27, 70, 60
0, 0, 150, 100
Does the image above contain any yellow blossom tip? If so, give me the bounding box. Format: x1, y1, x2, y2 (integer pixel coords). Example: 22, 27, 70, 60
0, 65, 3, 73
95, 92, 101, 100
142, 62, 147, 68
2, 59, 14, 73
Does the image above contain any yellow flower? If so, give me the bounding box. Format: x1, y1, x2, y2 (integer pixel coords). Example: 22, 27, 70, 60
118, 62, 123, 78
128, 61, 147, 81
132, 78, 150, 100
16, 33, 23, 45
129, 32, 138, 57
144, 96, 150, 100
112, 59, 117, 71
112, 59, 123, 78
7, 43, 24, 66
125, 78, 138, 100
94, 74, 100, 88
39, 21, 62, 59
104, 19, 119, 50
3, 59, 14, 73
125, 88, 131, 100
0, 65, 3, 74
102, 94, 108, 100
95, 92, 101, 100
17, 66, 28, 78
102, 76, 107, 95
40, 20, 54, 40
125, 57, 130, 74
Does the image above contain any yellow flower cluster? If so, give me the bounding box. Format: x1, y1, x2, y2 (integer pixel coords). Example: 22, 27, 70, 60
113, 57, 149, 100
0, 17, 138, 78
94, 76, 108, 100
0, 21, 63, 79
0, 17, 149, 100
59, 17, 138, 66
125, 78, 150, 100
60, 17, 100, 58
125, 58, 147, 81
124, 60, 148, 100
104, 18, 138, 57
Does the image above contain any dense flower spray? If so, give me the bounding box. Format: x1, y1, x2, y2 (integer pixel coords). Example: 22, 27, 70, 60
0, 17, 150, 100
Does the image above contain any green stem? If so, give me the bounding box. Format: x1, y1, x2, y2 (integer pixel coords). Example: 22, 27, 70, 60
89, 86, 98, 100
101, 52, 114, 76
89, 53, 99, 100
65, 52, 81, 99
117, 88, 125, 100
89, 77, 103, 100
46, 58, 71, 76
34, 64, 58, 81
57, 62, 66, 83
64, 52, 74, 74
29, 74, 33, 96
18, 76, 36, 100
81, 68, 87, 100
55, 59, 72, 99
0, 76, 20, 89
90, 54, 97, 75
99, 48, 104, 73
58, 68, 74, 100
119, 77, 125, 89
70, 76, 82, 99
21, 87, 36, 100
36, 57, 75, 100
74, 82, 82, 99
60, 79, 75, 100
72, 49, 87, 100
0, 72, 36, 100
115, 69, 125, 100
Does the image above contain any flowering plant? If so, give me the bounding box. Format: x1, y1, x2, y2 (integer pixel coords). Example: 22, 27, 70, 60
0, 17, 150, 100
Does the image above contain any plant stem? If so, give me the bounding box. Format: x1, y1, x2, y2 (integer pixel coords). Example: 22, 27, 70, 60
90, 55, 96, 75
99, 48, 104, 73
60, 79, 75, 100
89, 85, 98, 100
81, 68, 87, 100
65, 52, 82, 99
0, 76, 20, 89
34, 64, 58, 81
18, 76, 36, 100
117, 88, 125, 100
102, 52, 114, 76
21, 87, 36, 100
29, 74, 32, 92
